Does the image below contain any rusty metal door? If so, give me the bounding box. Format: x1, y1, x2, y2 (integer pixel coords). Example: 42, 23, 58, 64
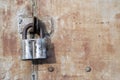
0, 0, 120, 80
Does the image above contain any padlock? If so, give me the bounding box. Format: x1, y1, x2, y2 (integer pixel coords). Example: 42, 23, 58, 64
22, 23, 34, 60
21, 23, 47, 60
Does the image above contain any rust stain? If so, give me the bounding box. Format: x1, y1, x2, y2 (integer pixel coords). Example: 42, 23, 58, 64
10, 62, 19, 78
82, 41, 91, 60
83, 42, 90, 55
16, 0, 23, 5
106, 43, 115, 53
90, 58, 106, 72
2, 32, 18, 57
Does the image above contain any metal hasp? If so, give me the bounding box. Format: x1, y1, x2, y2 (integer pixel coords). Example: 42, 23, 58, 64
22, 22, 47, 60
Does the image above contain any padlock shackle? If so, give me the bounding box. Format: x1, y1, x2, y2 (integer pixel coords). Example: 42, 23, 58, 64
22, 23, 34, 39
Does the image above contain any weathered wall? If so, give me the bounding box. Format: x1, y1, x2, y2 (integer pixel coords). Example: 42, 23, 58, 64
0, 0, 32, 80
0, 0, 120, 80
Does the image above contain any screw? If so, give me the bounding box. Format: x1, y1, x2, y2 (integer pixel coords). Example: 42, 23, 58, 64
48, 66, 54, 72
85, 66, 91, 72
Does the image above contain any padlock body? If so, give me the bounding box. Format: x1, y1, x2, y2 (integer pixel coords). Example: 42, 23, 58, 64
22, 38, 47, 60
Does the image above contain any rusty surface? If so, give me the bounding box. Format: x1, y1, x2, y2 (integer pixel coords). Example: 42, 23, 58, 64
0, 0, 120, 80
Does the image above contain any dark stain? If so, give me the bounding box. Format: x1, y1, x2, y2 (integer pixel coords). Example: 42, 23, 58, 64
96, 21, 104, 24
26, 4, 32, 15
98, 34, 101, 37
82, 42, 90, 60
106, 21, 110, 24
97, 21, 109, 24
26, 5, 31, 11
100, 22, 104, 24
115, 13, 120, 19
2, 32, 18, 57
16, 0, 23, 5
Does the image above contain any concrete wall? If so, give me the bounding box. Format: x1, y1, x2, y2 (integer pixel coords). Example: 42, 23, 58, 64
0, 0, 120, 80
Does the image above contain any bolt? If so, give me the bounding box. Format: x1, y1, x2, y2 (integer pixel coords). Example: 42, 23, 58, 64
48, 66, 54, 72
85, 66, 91, 72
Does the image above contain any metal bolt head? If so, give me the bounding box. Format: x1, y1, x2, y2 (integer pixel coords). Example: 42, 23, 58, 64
48, 66, 54, 72
85, 66, 91, 72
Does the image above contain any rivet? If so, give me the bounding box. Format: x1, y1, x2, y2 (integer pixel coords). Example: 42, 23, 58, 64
85, 66, 91, 72
48, 66, 54, 72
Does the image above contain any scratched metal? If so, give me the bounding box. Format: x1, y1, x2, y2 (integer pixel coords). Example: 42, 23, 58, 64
0, 0, 120, 80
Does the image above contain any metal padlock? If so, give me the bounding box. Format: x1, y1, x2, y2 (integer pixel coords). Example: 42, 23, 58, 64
22, 23, 34, 60
21, 23, 47, 60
